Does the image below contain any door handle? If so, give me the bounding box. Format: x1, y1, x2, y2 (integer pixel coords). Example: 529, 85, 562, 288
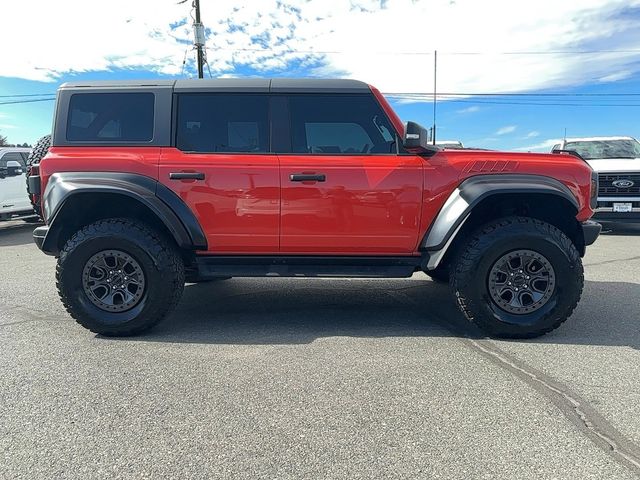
169, 172, 205, 180
290, 174, 326, 182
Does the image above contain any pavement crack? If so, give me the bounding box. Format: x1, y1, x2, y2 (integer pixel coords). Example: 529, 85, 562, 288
465, 337, 640, 475
585, 255, 640, 267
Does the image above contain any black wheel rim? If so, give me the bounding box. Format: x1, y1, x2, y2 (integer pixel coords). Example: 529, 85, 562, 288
487, 249, 556, 315
82, 250, 146, 312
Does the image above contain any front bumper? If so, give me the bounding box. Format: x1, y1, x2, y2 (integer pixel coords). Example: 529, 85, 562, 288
593, 209, 640, 223
33, 225, 53, 254
581, 220, 601, 246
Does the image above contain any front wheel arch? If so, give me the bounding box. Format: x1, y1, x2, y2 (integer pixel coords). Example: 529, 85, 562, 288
424, 191, 584, 273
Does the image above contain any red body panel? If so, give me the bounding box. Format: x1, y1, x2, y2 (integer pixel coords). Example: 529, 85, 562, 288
158, 148, 280, 253
279, 154, 423, 254
421, 150, 594, 228
39, 146, 162, 204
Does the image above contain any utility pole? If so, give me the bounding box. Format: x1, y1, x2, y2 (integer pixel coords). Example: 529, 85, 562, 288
193, 0, 205, 79
432, 49, 437, 145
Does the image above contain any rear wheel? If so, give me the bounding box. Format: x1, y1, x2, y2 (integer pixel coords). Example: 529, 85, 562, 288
57, 218, 184, 336
450, 216, 583, 338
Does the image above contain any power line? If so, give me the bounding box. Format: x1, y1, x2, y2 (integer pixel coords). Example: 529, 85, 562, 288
1, 91, 639, 108
206, 46, 640, 56
0, 98, 55, 106
385, 96, 640, 107
385, 92, 640, 97
0, 93, 55, 98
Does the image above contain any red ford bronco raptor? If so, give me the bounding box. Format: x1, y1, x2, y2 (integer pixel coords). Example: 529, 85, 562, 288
29, 79, 600, 337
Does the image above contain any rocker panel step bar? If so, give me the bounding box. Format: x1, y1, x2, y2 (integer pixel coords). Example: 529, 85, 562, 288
194, 255, 422, 279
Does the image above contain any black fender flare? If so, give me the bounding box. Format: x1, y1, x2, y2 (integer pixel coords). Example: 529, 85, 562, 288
40, 172, 207, 254
421, 174, 579, 268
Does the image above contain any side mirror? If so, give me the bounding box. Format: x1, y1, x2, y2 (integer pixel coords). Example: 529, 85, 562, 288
6, 160, 24, 177
402, 121, 438, 153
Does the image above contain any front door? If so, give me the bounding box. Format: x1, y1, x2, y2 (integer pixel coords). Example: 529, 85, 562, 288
279, 94, 423, 254
159, 93, 279, 254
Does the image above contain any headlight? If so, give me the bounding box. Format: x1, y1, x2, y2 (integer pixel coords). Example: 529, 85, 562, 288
590, 171, 598, 209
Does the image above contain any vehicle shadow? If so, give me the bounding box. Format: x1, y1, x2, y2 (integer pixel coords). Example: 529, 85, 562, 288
139, 278, 470, 344
127, 277, 640, 350
0, 221, 40, 247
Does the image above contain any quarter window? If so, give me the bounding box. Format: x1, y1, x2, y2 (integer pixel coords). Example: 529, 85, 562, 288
176, 94, 269, 153
288, 95, 397, 154
66, 93, 154, 142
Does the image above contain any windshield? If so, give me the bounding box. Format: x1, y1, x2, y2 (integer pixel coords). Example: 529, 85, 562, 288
563, 139, 640, 160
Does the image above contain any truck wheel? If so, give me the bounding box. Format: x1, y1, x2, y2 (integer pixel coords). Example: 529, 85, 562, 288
26, 134, 51, 217
57, 218, 185, 336
450, 216, 583, 338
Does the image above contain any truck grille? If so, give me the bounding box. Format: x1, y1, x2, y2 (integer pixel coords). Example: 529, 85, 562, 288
598, 173, 640, 196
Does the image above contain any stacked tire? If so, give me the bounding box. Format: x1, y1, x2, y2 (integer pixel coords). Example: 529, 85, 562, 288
26, 134, 51, 218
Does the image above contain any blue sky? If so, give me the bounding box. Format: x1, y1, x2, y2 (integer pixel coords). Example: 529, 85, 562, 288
1, 0, 640, 151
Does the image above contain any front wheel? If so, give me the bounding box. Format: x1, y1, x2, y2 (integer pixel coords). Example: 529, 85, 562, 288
450, 216, 584, 338
57, 219, 185, 336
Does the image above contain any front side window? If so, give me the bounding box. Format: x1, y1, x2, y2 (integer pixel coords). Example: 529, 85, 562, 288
176, 94, 269, 153
288, 94, 397, 154
66, 93, 154, 142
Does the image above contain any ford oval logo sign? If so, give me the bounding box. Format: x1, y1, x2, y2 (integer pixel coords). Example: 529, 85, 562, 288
613, 179, 635, 188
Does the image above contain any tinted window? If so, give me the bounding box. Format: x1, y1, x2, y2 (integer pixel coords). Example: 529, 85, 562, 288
0, 152, 26, 168
67, 93, 154, 142
288, 95, 397, 154
176, 94, 269, 153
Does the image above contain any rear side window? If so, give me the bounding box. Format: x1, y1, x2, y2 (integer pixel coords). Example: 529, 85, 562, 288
288, 95, 397, 154
66, 93, 154, 142
176, 94, 269, 153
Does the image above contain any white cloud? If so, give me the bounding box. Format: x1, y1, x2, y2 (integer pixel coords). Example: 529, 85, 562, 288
456, 106, 480, 114
598, 70, 633, 83
524, 131, 540, 138
496, 125, 517, 135
1, 0, 640, 97
514, 138, 562, 152
0, 124, 16, 129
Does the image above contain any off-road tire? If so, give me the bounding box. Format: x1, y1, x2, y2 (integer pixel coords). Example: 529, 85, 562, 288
450, 216, 583, 338
57, 218, 185, 336
26, 134, 51, 217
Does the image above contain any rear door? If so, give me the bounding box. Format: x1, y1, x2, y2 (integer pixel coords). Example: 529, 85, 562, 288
278, 94, 423, 254
159, 93, 280, 253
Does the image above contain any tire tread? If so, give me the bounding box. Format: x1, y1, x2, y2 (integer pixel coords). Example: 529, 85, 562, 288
450, 216, 584, 338
56, 218, 184, 336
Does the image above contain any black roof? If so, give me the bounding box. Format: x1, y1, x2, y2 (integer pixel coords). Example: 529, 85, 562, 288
59, 78, 370, 94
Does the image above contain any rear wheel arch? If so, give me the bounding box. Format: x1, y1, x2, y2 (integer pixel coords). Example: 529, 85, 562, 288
41, 175, 207, 255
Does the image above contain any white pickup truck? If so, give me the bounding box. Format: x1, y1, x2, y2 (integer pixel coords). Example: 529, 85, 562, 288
0, 147, 34, 221
553, 136, 640, 223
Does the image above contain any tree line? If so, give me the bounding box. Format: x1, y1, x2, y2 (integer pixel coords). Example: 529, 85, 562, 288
0, 134, 31, 148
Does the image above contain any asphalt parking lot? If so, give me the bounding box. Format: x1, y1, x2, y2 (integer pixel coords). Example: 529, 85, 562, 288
1, 220, 640, 479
